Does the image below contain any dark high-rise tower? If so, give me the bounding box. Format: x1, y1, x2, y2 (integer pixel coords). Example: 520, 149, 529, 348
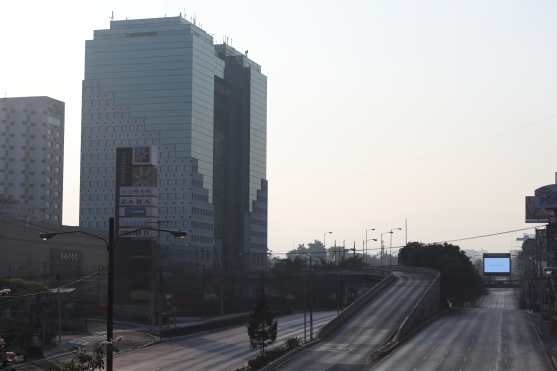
213, 45, 268, 272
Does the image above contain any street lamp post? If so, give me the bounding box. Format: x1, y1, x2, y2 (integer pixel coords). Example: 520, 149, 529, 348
380, 232, 391, 265
389, 227, 403, 265
365, 227, 375, 265
323, 231, 333, 249
40, 218, 186, 371
308, 254, 314, 341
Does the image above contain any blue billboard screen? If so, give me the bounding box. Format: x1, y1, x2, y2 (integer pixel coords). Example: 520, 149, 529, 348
483, 254, 511, 275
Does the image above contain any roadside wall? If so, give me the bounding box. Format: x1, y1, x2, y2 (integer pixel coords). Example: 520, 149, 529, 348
373, 270, 440, 359
395, 272, 440, 340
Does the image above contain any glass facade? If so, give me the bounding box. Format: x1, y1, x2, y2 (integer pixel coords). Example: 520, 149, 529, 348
80, 17, 267, 270
81, 17, 220, 266
213, 45, 268, 271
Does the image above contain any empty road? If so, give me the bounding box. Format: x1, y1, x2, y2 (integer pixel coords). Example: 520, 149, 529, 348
371, 288, 552, 371
114, 311, 336, 371
275, 271, 434, 370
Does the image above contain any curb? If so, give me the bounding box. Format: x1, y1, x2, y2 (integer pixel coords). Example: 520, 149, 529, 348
527, 312, 557, 371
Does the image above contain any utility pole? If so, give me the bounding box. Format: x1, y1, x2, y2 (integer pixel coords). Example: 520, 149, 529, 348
309, 255, 313, 341
389, 232, 393, 265
336, 268, 341, 315
380, 238, 384, 265
303, 273, 307, 342
405, 218, 408, 246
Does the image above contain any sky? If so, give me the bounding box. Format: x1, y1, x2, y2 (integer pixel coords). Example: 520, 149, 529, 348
1, 0, 556, 255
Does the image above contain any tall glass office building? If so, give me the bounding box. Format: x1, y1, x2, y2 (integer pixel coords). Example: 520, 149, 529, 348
214, 45, 268, 272
80, 17, 267, 270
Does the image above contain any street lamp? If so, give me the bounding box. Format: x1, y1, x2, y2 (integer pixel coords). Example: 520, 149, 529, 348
323, 231, 333, 249
380, 231, 394, 265
389, 227, 402, 265
364, 227, 375, 265
40, 218, 187, 371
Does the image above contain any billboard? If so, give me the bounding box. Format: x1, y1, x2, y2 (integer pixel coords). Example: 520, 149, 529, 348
483, 253, 511, 276
525, 196, 552, 223
535, 184, 557, 209
526, 182, 557, 223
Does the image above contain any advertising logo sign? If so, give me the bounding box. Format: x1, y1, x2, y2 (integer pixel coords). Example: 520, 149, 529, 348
132, 146, 158, 166
116, 146, 159, 240
120, 196, 159, 207
119, 187, 159, 197
120, 207, 159, 218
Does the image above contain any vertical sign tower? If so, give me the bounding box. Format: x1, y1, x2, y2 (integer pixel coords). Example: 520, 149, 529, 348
115, 146, 161, 323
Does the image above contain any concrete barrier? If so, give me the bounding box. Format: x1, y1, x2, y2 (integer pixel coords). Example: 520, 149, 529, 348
319, 273, 396, 339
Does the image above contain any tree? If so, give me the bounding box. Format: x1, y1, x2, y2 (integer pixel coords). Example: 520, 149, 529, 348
307, 240, 327, 264
286, 244, 307, 261
398, 242, 485, 306
247, 275, 277, 355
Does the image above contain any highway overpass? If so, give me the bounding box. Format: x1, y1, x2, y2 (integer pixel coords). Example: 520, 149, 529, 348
270, 269, 437, 370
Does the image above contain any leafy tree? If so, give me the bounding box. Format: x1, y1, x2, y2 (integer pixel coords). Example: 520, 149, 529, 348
307, 240, 327, 264
247, 276, 277, 355
398, 242, 485, 306
286, 244, 308, 261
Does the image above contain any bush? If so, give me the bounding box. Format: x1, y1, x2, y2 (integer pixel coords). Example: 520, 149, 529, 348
237, 337, 301, 371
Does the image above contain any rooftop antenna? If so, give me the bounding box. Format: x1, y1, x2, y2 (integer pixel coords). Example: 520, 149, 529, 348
110, 11, 114, 20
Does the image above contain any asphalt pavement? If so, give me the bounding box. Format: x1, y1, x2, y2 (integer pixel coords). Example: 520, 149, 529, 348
274, 271, 433, 371
370, 288, 552, 371
114, 311, 337, 371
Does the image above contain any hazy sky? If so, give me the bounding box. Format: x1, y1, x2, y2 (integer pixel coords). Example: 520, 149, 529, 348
1, 0, 556, 255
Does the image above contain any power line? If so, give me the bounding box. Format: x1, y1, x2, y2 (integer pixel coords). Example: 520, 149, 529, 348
275, 226, 541, 255
368, 226, 539, 251
433, 226, 539, 244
